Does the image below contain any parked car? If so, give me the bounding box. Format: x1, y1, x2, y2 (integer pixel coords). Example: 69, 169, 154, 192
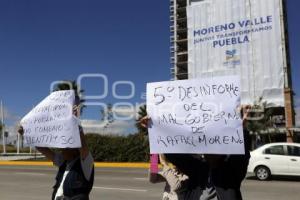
247, 142, 300, 180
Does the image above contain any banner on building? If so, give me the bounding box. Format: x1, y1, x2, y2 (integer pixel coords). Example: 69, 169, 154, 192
187, 0, 285, 106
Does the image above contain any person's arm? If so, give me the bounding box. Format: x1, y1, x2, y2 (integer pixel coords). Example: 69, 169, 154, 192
149, 171, 166, 183
78, 126, 94, 181
18, 126, 56, 162
242, 105, 251, 126
35, 147, 55, 162
161, 168, 189, 192
79, 127, 90, 160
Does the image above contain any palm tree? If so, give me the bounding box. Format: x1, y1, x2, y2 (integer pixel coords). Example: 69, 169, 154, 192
53, 80, 85, 114
100, 103, 115, 133
136, 104, 148, 135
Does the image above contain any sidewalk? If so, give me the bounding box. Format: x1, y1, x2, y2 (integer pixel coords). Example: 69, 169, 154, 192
0, 155, 45, 161
0, 156, 150, 168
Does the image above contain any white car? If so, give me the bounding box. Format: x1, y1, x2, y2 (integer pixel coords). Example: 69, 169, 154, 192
247, 142, 300, 180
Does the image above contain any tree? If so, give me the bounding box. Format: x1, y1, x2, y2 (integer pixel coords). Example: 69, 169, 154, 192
100, 103, 115, 132
246, 97, 279, 143
53, 80, 85, 114
136, 104, 148, 135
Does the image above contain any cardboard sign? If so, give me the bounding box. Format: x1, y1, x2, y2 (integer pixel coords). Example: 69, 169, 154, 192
147, 76, 244, 154
21, 90, 81, 148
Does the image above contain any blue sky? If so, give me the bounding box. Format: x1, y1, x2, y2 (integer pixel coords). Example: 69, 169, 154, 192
286, 0, 300, 126
0, 0, 170, 127
0, 0, 299, 132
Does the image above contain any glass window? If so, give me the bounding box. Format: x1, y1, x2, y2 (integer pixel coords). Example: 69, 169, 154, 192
287, 146, 300, 157
264, 145, 285, 155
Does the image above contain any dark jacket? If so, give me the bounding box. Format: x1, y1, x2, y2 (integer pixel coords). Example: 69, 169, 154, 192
52, 158, 94, 200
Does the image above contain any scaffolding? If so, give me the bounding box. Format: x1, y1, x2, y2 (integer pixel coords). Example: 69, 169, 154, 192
170, 0, 189, 80
169, 0, 296, 142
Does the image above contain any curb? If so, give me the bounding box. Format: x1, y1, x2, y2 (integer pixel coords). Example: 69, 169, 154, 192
0, 161, 150, 168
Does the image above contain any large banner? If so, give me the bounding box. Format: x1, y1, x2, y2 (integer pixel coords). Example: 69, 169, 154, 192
21, 90, 81, 148
147, 76, 245, 154
187, 0, 284, 106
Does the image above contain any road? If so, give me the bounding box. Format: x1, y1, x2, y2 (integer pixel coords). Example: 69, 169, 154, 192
0, 166, 299, 200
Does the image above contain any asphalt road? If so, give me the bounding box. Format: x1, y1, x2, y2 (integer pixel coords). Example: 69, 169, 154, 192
0, 166, 299, 200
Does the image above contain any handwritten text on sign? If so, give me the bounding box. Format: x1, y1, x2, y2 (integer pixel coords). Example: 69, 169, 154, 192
147, 76, 244, 154
21, 90, 81, 148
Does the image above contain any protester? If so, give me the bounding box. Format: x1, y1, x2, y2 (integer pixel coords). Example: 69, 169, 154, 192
149, 154, 208, 200
204, 105, 251, 200
141, 118, 216, 200
18, 94, 94, 200
141, 105, 251, 200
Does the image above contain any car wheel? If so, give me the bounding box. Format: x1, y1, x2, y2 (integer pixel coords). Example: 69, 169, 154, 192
255, 166, 271, 181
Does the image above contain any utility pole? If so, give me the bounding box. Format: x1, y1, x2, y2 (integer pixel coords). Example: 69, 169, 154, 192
1, 101, 6, 154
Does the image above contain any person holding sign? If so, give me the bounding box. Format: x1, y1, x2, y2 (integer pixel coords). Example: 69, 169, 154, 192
204, 106, 251, 200
148, 154, 209, 200
141, 105, 251, 200
18, 91, 94, 200
142, 120, 216, 200
145, 77, 252, 200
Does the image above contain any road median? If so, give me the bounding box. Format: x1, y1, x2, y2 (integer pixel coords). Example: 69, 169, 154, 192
0, 161, 150, 168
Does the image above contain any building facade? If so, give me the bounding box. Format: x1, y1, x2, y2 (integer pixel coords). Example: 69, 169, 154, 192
170, 0, 189, 80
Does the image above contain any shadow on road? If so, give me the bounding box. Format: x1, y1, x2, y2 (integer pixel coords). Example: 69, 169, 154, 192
246, 175, 300, 182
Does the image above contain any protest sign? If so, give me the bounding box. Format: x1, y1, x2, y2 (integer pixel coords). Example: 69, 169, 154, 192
147, 76, 244, 154
20, 90, 81, 148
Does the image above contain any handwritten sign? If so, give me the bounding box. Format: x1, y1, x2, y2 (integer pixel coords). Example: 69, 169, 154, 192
147, 76, 244, 154
20, 90, 81, 148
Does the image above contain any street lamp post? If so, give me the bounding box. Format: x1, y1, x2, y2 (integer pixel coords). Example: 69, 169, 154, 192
1, 101, 6, 154
17, 132, 20, 154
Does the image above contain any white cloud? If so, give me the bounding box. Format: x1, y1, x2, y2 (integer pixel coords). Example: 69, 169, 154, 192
0, 103, 144, 142
0, 124, 20, 145
81, 118, 137, 135
0, 106, 21, 144
112, 103, 145, 120
0, 106, 20, 122
81, 100, 149, 135
80, 103, 144, 135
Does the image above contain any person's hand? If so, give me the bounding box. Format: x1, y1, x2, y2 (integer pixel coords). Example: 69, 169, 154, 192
139, 116, 151, 128
242, 105, 251, 120
18, 126, 24, 135
73, 105, 80, 117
